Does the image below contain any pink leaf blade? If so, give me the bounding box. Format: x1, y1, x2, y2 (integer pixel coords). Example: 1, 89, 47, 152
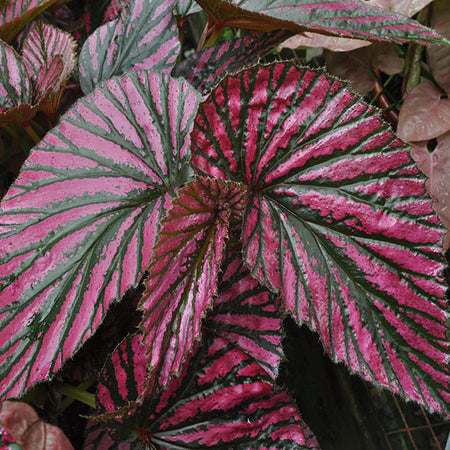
138, 177, 247, 396
191, 62, 450, 416
79, 0, 180, 94
0, 71, 200, 400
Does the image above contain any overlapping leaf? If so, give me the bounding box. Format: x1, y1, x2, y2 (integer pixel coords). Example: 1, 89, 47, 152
172, 30, 292, 95
0, 70, 200, 399
0, 0, 58, 42
95, 253, 283, 418
22, 22, 77, 114
195, 0, 448, 45
87, 284, 317, 448
79, 0, 180, 94
175, 0, 201, 18
0, 40, 35, 126
138, 177, 247, 395
191, 62, 449, 415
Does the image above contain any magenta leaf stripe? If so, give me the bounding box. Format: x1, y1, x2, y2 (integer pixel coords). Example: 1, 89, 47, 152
0, 70, 200, 399
0, 0, 58, 43
191, 62, 449, 415
138, 177, 247, 397
79, 0, 180, 94
205, 252, 284, 380
172, 30, 292, 95
196, 0, 448, 45
86, 330, 318, 448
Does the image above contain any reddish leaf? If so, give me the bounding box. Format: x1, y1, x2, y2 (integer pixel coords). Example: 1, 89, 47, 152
191, 62, 449, 415
0, 0, 58, 43
79, 0, 180, 94
0, 71, 200, 399
138, 177, 247, 396
397, 80, 450, 141
0, 401, 73, 449
87, 307, 317, 448
195, 0, 448, 45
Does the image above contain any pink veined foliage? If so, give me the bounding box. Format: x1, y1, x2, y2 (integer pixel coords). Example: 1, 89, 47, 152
191, 61, 449, 416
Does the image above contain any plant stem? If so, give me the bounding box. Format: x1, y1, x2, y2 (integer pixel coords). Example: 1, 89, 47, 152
22, 122, 40, 145
57, 376, 98, 415
53, 382, 96, 409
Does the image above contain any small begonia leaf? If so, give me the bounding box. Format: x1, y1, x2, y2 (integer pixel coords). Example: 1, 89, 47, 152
0, 40, 31, 107
191, 62, 449, 416
22, 22, 77, 113
0, 401, 73, 449
138, 177, 247, 396
172, 30, 292, 95
195, 0, 448, 46
79, 0, 180, 94
175, 0, 201, 17
0, 0, 58, 43
85, 306, 318, 450
0, 70, 200, 399
397, 80, 450, 141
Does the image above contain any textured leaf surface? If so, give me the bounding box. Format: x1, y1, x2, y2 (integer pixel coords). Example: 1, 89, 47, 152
22, 22, 77, 109
79, 0, 180, 94
138, 177, 247, 395
95, 253, 283, 418
0, 0, 58, 43
0, 71, 200, 399
0, 401, 74, 449
191, 62, 449, 415
172, 30, 292, 94
0, 40, 35, 126
195, 0, 448, 45
87, 329, 318, 448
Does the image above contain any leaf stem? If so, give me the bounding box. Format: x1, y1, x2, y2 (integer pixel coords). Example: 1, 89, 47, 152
22, 122, 40, 145
53, 381, 96, 409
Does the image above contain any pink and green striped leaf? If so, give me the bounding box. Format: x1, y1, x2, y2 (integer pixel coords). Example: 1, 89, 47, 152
79, 0, 180, 94
191, 62, 450, 416
0, 70, 200, 400
175, 0, 201, 18
86, 329, 318, 448
172, 30, 292, 95
0, 0, 58, 43
0, 39, 35, 126
22, 21, 77, 112
195, 0, 449, 46
95, 252, 283, 418
138, 177, 247, 396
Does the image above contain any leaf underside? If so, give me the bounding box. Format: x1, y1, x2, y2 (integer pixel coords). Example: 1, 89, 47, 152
195, 0, 448, 45
191, 61, 450, 415
79, 0, 180, 94
0, 70, 200, 399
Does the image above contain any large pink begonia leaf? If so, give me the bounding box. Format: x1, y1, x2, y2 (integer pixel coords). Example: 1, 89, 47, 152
138, 177, 247, 396
0, 400, 73, 449
0, 0, 58, 43
191, 62, 449, 415
0, 70, 200, 400
79, 0, 180, 94
195, 0, 448, 45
